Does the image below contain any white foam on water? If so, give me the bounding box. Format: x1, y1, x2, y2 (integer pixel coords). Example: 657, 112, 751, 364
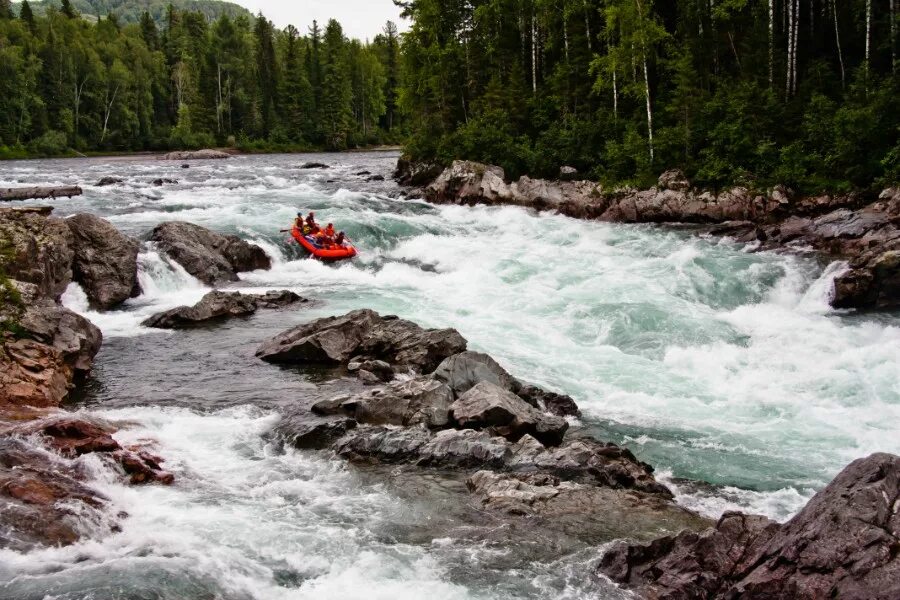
0, 406, 484, 599
12, 153, 900, 596
63, 249, 211, 337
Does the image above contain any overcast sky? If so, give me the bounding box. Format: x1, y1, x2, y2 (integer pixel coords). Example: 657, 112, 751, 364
234, 1, 409, 41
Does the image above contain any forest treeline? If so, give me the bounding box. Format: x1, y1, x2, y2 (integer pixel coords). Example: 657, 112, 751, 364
0, 0, 401, 157
1, 0, 897, 192
399, 0, 899, 191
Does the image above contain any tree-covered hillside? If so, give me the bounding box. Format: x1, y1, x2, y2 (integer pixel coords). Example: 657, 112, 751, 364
14, 0, 250, 25
398, 0, 899, 192
0, 0, 402, 155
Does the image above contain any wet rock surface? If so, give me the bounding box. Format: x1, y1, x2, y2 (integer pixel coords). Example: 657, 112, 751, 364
0, 207, 74, 300
0, 207, 174, 550
419, 161, 900, 309
259, 311, 680, 515
142, 290, 305, 329
1, 282, 101, 407
256, 308, 467, 373
66, 213, 141, 309
149, 221, 272, 285
598, 452, 900, 600
450, 381, 568, 446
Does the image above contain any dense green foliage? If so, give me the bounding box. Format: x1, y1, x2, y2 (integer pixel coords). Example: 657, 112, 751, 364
0, 3, 402, 155
398, 0, 899, 191
15, 0, 251, 25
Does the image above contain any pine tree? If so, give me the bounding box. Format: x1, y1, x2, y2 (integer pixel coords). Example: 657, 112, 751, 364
0, 0, 12, 20
19, 0, 35, 30
254, 14, 278, 138
321, 19, 352, 149
61, 0, 77, 19
140, 11, 160, 52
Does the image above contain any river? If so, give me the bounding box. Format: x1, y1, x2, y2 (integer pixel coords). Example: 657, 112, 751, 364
1, 151, 899, 599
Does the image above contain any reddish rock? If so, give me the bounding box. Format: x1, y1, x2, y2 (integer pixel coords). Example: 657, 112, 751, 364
598, 453, 900, 600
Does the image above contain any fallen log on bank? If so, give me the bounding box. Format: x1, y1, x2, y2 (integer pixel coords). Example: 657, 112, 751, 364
1, 186, 83, 202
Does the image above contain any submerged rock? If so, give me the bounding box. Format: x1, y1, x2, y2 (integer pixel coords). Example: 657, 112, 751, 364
149, 221, 272, 285
598, 452, 900, 599
142, 290, 305, 329
255, 308, 467, 373
66, 213, 141, 309
95, 177, 124, 187
299, 162, 330, 169
0, 437, 107, 550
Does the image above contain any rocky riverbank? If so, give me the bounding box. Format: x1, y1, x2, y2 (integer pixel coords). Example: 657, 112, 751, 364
0, 206, 285, 549
2, 189, 897, 597
0, 207, 175, 549
400, 159, 900, 311
255, 307, 900, 597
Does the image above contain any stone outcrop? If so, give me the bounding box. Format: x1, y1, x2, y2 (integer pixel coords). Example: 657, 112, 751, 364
432, 351, 522, 396
142, 290, 304, 329
344, 377, 455, 428
66, 213, 141, 309
1, 283, 101, 407
394, 155, 444, 187
466, 471, 709, 536
149, 221, 272, 285
599, 452, 900, 600
418, 160, 900, 310
0, 206, 174, 551
0, 207, 74, 300
450, 381, 568, 446
256, 308, 467, 373
160, 149, 230, 160
266, 309, 680, 533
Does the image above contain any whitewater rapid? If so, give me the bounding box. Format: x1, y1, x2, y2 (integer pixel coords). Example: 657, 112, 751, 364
2, 151, 898, 599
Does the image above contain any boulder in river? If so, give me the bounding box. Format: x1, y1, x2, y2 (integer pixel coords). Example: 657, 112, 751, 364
299, 162, 330, 169
450, 381, 569, 446
256, 309, 467, 373
160, 149, 230, 160
142, 290, 305, 329
598, 452, 900, 599
95, 177, 124, 187
343, 377, 455, 428
432, 351, 522, 396
1, 283, 102, 407
149, 221, 272, 285
466, 470, 709, 532
335, 425, 512, 469
0, 207, 74, 300
66, 213, 141, 309
393, 156, 444, 186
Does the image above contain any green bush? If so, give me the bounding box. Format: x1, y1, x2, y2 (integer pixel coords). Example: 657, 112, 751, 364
27, 130, 68, 156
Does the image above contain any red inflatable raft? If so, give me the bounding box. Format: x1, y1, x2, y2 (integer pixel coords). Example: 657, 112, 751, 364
291, 227, 358, 261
